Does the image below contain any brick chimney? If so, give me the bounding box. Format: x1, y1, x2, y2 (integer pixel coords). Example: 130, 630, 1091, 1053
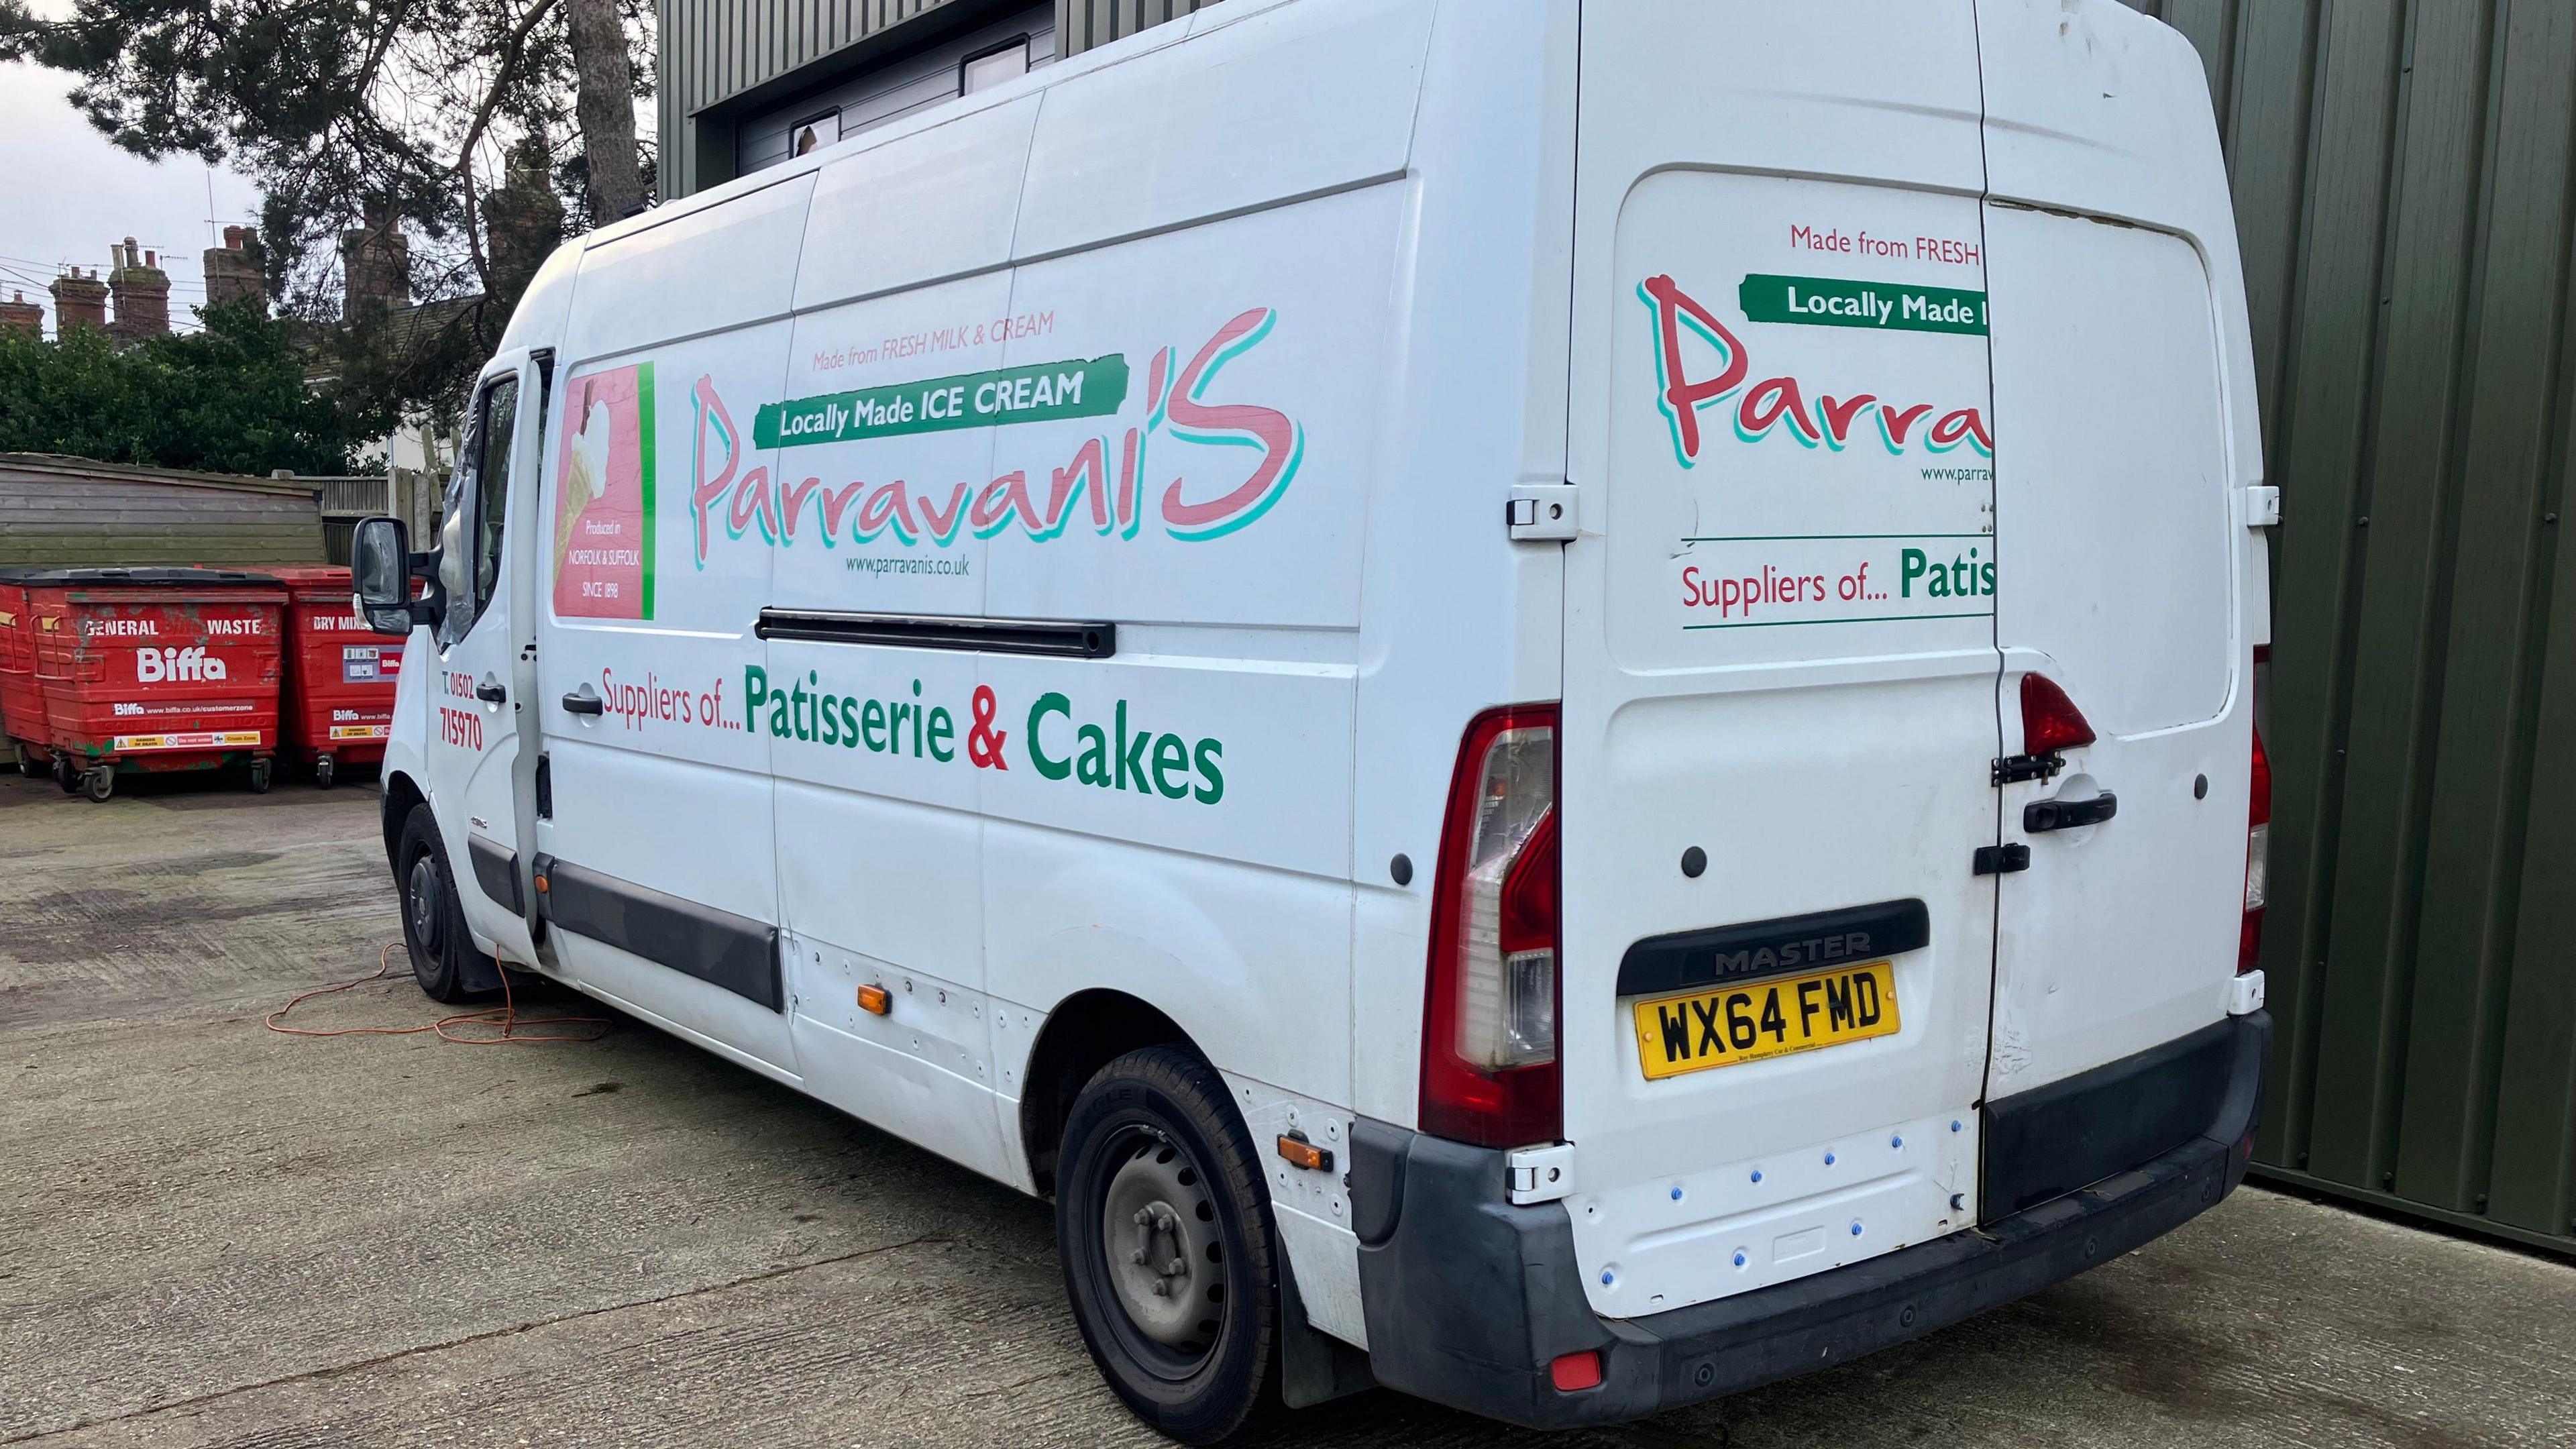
486, 140, 565, 301
203, 225, 267, 315
48, 268, 108, 333
339, 207, 411, 322
0, 291, 40, 337
107, 238, 172, 345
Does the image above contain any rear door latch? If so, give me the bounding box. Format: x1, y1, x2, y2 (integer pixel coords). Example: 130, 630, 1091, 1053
1973, 843, 2031, 876
1991, 752, 2064, 786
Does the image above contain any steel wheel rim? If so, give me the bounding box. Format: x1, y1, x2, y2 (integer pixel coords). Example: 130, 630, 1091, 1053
1092, 1124, 1227, 1376
406, 855, 445, 954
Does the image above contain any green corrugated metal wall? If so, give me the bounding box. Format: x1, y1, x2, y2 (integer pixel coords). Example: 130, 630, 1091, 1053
655, 0, 1203, 199
2123, 0, 2576, 1253
657, 0, 983, 198
1055, 0, 1209, 55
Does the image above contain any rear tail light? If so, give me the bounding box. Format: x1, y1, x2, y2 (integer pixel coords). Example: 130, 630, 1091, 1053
2241, 655, 2272, 973
2019, 673, 2096, 755
1421, 704, 1561, 1148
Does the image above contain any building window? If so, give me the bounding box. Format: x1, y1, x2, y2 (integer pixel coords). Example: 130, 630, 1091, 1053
962, 36, 1030, 95
792, 109, 842, 157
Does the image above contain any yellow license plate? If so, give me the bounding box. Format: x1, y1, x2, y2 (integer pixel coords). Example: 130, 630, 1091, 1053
1633, 961, 1900, 1080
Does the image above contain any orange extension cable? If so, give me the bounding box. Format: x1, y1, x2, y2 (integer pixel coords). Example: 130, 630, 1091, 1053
265, 943, 610, 1045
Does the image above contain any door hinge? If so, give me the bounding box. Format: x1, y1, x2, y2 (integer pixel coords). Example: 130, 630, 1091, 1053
2246, 484, 2282, 527
1507, 484, 1580, 541
1992, 752, 2065, 786
1506, 1141, 1576, 1204
1973, 843, 2031, 876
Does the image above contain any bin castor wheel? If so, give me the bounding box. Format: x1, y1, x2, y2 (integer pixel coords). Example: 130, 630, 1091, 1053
82, 765, 114, 803
54, 753, 79, 795
14, 749, 38, 780
315, 754, 336, 790
249, 759, 274, 794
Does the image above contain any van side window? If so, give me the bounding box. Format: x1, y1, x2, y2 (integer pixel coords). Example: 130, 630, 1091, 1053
470, 377, 519, 620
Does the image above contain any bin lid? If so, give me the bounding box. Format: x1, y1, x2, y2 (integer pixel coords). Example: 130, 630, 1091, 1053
251, 565, 357, 596
2, 566, 286, 586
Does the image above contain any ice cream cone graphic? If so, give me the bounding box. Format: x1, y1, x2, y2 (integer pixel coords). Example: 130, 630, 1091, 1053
555, 392, 615, 578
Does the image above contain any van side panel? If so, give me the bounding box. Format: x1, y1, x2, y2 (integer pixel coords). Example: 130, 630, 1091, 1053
792, 95, 1039, 311
967, 176, 1404, 1069
1009, 0, 1432, 262
771, 258, 1015, 1177
1346, 0, 1578, 1131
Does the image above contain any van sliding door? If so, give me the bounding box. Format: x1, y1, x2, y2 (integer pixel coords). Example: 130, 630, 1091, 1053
532, 179, 812, 1073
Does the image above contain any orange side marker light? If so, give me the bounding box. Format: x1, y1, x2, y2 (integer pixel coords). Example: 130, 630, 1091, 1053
1276, 1134, 1332, 1172
857, 983, 892, 1016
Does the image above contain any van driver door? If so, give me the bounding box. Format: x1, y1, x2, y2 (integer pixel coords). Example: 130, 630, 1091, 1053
425, 352, 545, 967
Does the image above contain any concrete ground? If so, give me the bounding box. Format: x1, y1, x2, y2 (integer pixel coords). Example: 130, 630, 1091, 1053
3, 770, 2573, 1449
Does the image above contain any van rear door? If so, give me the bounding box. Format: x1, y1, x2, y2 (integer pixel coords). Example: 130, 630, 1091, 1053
1558, 0, 2000, 1319
1974, 3, 2260, 1147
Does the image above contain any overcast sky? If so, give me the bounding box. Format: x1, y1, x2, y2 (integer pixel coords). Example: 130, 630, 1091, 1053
0, 56, 266, 341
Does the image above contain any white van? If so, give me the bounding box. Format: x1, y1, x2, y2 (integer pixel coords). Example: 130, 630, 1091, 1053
354, 0, 2276, 1437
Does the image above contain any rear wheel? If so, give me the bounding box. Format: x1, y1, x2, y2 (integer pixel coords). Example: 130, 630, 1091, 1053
395, 806, 486, 1004
1057, 1045, 1279, 1445
81, 765, 113, 802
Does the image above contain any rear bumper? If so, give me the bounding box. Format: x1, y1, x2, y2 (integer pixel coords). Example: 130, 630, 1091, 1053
1350, 1010, 2269, 1429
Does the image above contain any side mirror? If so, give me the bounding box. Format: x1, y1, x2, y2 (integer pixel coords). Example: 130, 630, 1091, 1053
352, 516, 434, 637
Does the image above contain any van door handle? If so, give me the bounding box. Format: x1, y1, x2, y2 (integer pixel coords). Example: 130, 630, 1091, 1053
475, 676, 506, 704
561, 689, 604, 716
2025, 791, 2116, 833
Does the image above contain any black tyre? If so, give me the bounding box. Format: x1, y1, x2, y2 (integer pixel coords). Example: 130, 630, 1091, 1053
53, 753, 78, 795
394, 806, 486, 1004
1057, 1045, 1279, 1445
314, 754, 336, 790
248, 758, 273, 794
81, 765, 113, 802
14, 748, 38, 780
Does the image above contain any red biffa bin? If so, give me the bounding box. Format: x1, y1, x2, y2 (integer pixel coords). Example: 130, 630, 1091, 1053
0, 568, 55, 776
25, 568, 287, 801
266, 564, 404, 788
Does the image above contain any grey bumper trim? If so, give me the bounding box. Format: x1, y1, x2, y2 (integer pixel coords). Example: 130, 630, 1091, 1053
1352, 1012, 2270, 1428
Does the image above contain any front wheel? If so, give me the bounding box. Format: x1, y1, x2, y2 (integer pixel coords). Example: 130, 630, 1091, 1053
1057, 1045, 1280, 1445
394, 807, 486, 1004
81, 765, 113, 802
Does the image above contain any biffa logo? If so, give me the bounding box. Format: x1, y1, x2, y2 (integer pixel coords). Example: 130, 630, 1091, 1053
1639, 274, 1992, 469
137, 647, 225, 683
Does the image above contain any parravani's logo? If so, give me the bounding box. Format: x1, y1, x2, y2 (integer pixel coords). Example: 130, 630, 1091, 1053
1639, 274, 1992, 469
689, 309, 1304, 566
136, 646, 225, 683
